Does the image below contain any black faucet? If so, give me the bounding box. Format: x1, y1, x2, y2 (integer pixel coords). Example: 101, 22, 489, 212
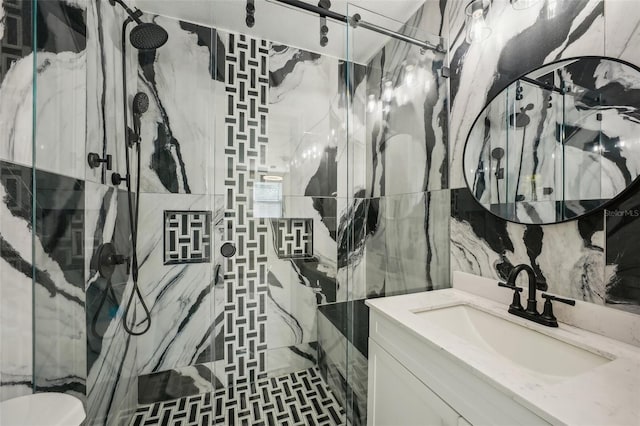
498, 264, 575, 327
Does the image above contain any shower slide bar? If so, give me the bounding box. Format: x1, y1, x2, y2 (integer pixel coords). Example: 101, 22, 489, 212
272, 0, 445, 53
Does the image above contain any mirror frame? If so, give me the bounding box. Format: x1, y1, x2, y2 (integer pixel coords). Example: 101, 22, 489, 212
462, 55, 640, 225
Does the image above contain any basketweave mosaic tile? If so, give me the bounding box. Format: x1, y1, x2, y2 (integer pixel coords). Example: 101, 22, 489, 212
222, 32, 271, 388
128, 367, 344, 426
164, 210, 212, 265
273, 218, 314, 259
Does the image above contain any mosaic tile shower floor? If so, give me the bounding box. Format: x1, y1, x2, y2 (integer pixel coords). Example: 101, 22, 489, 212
129, 367, 345, 426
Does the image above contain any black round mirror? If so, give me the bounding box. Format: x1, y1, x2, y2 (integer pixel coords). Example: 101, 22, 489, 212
464, 56, 640, 224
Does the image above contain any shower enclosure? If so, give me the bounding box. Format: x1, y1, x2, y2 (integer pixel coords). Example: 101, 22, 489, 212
0, 1, 449, 425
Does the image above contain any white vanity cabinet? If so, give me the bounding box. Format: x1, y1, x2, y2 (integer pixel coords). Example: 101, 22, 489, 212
367, 310, 550, 426
368, 340, 463, 426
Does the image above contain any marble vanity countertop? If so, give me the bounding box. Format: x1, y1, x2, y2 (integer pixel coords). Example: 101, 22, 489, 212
366, 284, 640, 426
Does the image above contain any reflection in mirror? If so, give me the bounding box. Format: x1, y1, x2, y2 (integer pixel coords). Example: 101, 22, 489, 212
464, 56, 640, 224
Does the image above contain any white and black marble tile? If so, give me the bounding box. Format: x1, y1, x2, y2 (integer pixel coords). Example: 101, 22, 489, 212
266, 196, 337, 355
85, 0, 136, 186
134, 192, 218, 376
269, 44, 339, 198
365, 2, 449, 198
0, 162, 33, 401
382, 193, 431, 295
604, 182, 640, 314
84, 181, 138, 425
136, 17, 219, 195
338, 61, 368, 199
33, 0, 88, 180
450, 187, 608, 304
449, 0, 605, 190
336, 195, 372, 302
31, 171, 86, 400
383, 190, 451, 296
317, 301, 368, 426
355, 189, 450, 300
0, 161, 86, 402
426, 189, 452, 288
604, 0, 640, 64
363, 197, 386, 299
137, 363, 217, 405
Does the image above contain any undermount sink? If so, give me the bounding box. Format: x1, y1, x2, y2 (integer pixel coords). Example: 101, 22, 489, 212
414, 304, 611, 383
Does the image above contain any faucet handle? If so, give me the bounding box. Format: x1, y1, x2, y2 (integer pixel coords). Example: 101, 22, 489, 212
541, 293, 576, 306
498, 282, 524, 312
540, 294, 575, 327
498, 282, 523, 292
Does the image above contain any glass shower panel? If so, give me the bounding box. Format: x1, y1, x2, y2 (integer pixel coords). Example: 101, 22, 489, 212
0, 0, 35, 403
32, 0, 88, 412
31, 1, 220, 424
346, 3, 449, 425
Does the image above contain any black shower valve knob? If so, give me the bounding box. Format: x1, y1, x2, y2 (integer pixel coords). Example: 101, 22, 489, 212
111, 172, 130, 186
88, 153, 113, 170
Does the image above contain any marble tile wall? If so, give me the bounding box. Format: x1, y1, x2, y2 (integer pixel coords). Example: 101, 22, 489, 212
85, 184, 138, 425
448, 0, 640, 315
128, 16, 221, 406
362, 1, 451, 300
86, 0, 137, 186
317, 301, 368, 426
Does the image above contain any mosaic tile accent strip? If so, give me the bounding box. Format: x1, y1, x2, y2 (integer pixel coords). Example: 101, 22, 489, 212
274, 218, 314, 259
223, 33, 270, 387
129, 367, 344, 426
164, 210, 212, 265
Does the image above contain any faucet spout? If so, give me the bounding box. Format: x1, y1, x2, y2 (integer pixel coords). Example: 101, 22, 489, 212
499, 264, 572, 327
507, 264, 538, 315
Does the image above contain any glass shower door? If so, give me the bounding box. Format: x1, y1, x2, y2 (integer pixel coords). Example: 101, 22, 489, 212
211, 8, 348, 423
345, 2, 450, 425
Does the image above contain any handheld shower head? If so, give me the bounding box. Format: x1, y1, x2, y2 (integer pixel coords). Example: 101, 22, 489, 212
491, 147, 505, 160
131, 92, 149, 140
130, 23, 169, 50
132, 92, 149, 115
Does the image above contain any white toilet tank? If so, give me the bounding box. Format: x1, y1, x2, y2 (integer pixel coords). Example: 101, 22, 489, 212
0, 393, 85, 426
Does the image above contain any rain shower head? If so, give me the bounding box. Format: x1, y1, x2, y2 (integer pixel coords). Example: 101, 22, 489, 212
130, 23, 169, 50
132, 92, 149, 115
109, 0, 168, 50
